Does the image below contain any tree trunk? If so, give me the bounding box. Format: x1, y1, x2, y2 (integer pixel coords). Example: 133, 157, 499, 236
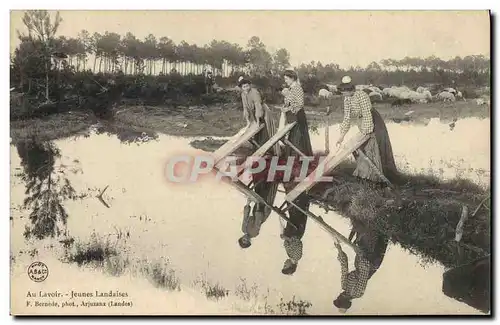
45, 61, 49, 101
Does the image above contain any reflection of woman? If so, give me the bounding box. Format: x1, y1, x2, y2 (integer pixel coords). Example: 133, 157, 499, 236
278, 69, 313, 275
237, 77, 280, 249
336, 76, 398, 183
333, 221, 390, 313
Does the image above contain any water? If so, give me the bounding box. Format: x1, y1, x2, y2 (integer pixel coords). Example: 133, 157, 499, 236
10, 117, 490, 315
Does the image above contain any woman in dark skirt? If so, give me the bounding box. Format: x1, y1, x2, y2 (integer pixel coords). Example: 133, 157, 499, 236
279, 69, 314, 275
335, 75, 398, 183
281, 70, 314, 158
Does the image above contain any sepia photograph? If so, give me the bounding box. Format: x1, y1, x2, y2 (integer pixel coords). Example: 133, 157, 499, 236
9, 9, 491, 316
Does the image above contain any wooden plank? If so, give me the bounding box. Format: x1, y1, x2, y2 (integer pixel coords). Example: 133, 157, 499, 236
285, 133, 370, 203
283, 138, 307, 158
212, 123, 264, 164
218, 177, 298, 230
212, 123, 263, 164
224, 122, 298, 178
251, 122, 297, 158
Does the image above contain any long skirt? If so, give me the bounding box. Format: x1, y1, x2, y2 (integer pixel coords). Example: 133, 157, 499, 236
242, 105, 280, 238
353, 108, 398, 183
351, 220, 390, 279
283, 109, 314, 157
282, 108, 313, 257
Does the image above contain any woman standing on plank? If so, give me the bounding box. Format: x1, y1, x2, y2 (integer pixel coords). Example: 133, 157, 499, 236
237, 76, 280, 250
278, 69, 314, 275
335, 75, 398, 183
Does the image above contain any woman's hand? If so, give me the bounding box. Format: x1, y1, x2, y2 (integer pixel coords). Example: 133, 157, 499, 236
280, 105, 291, 113
337, 250, 347, 263
336, 135, 345, 147
334, 239, 342, 250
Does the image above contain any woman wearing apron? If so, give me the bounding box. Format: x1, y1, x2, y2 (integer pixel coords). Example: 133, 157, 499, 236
336, 75, 399, 183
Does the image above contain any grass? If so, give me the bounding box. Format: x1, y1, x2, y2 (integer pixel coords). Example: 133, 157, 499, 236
10, 99, 490, 143
64, 232, 182, 291
193, 276, 230, 301
234, 277, 259, 302
113, 100, 490, 138
277, 296, 313, 316
138, 261, 182, 292
309, 161, 491, 269
59, 232, 313, 314
65, 233, 119, 267
10, 111, 96, 144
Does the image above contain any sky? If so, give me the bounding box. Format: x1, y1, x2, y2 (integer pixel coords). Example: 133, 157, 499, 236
9, 10, 491, 69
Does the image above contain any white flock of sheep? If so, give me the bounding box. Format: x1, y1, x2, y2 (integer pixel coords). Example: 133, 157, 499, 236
320, 84, 489, 106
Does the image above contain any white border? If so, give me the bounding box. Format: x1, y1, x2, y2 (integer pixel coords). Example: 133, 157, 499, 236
2, 1, 497, 324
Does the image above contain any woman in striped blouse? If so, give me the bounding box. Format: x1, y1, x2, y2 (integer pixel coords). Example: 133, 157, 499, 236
336, 76, 398, 183
279, 69, 313, 275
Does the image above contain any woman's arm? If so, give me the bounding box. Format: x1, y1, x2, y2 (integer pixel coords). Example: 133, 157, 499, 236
242, 93, 251, 125
348, 258, 371, 299
252, 89, 264, 121
288, 84, 304, 114
340, 253, 349, 291
339, 98, 352, 138
356, 92, 375, 135
336, 244, 349, 291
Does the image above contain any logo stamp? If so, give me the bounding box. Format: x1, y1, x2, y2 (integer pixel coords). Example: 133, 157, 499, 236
27, 262, 49, 282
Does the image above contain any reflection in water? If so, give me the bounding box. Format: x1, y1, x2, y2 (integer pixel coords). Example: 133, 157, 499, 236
15, 140, 85, 240
442, 255, 490, 313
333, 220, 390, 313
10, 118, 490, 315
94, 123, 159, 145
13, 122, 159, 240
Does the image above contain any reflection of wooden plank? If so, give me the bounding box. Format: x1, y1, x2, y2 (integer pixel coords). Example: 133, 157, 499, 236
212, 123, 264, 164
97, 185, 111, 208
287, 200, 362, 254
221, 178, 297, 229
251, 122, 297, 158
285, 133, 370, 203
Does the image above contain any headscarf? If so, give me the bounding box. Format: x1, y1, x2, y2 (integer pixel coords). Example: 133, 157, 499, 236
284, 68, 301, 87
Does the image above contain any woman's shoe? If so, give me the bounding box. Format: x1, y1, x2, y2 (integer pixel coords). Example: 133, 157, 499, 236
238, 235, 252, 249
281, 258, 298, 275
